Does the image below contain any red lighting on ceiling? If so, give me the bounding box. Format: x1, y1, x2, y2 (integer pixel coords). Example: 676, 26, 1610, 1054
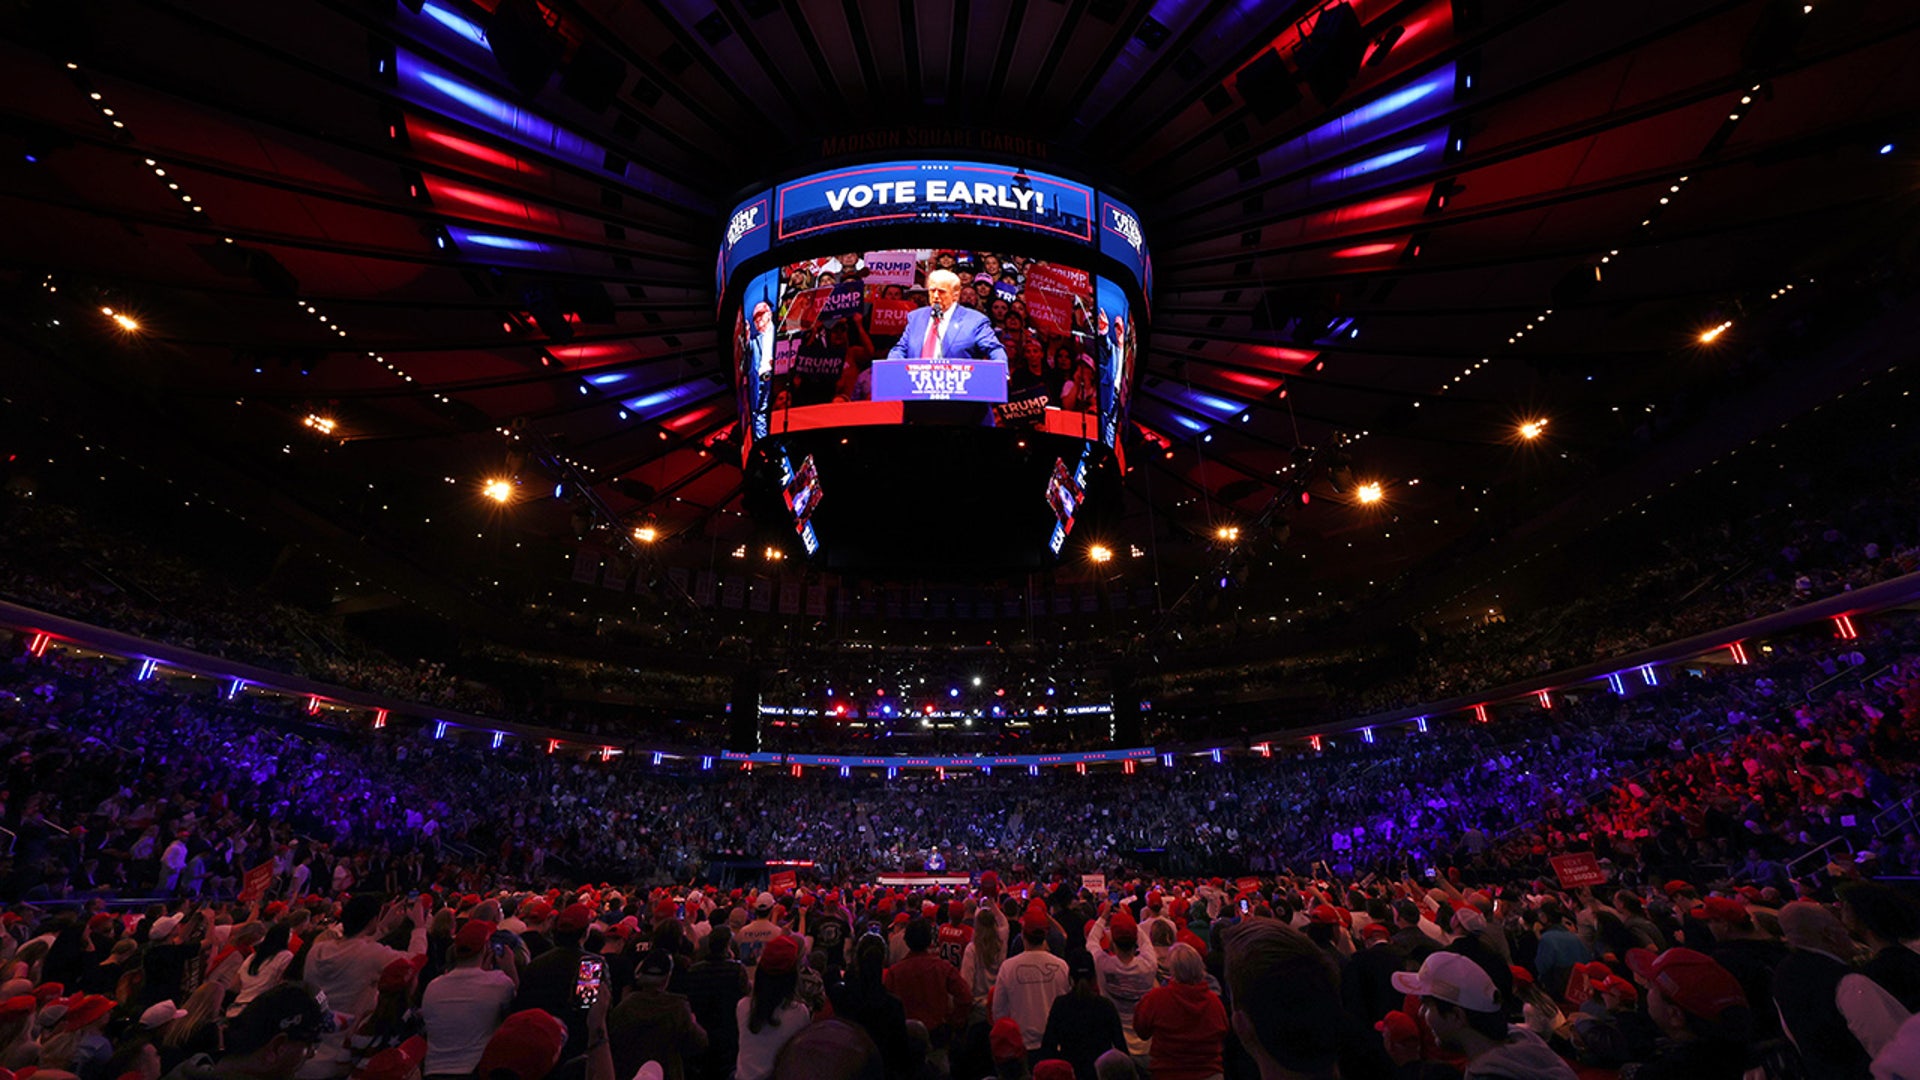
1327, 192, 1424, 223
664, 403, 722, 431
1332, 241, 1403, 258
546, 343, 630, 363
411, 121, 536, 173
425, 178, 533, 218
1217, 371, 1283, 392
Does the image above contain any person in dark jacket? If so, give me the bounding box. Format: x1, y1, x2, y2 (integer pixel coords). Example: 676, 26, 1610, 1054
1840, 881, 1920, 1011
679, 927, 750, 1080
1038, 950, 1126, 1080
827, 933, 915, 1080
607, 948, 707, 1080
1343, 924, 1409, 1025
1623, 946, 1755, 1080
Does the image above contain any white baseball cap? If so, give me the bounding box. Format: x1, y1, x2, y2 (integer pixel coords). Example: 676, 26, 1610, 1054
1391, 952, 1500, 1013
140, 1001, 188, 1029
149, 914, 184, 942
755, 892, 776, 910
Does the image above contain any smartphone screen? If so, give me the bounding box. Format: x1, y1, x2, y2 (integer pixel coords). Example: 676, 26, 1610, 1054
1239, 900, 1249, 914
574, 955, 606, 1010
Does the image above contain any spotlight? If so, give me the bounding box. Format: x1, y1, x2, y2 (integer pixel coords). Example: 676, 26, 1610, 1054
1215, 525, 1240, 543
100, 307, 140, 332
482, 478, 515, 503
1355, 482, 1384, 504
303, 414, 338, 435
1089, 543, 1113, 563
1517, 419, 1546, 440
1881, 143, 1895, 155
633, 525, 658, 543
1699, 321, 1733, 344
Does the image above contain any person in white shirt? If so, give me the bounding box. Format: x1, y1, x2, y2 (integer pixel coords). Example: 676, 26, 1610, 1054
298, 894, 429, 1079
229, 923, 297, 1017
992, 908, 1071, 1051
420, 919, 519, 1078
734, 936, 808, 1080
1085, 907, 1160, 1057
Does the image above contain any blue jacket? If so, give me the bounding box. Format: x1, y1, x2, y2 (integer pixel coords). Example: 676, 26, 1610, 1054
888, 304, 1008, 363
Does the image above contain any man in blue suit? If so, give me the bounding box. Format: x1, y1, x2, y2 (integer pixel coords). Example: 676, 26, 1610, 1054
887, 269, 1008, 363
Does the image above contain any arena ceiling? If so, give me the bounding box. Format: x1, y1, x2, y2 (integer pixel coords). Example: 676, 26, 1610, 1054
3, 0, 1918, 644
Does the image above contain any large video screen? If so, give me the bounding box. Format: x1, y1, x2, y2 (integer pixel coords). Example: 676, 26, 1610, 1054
732, 247, 1123, 442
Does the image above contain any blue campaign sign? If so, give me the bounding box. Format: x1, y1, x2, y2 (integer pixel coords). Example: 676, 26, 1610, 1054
871, 359, 1009, 403
717, 190, 771, 300
1098, 193, 1150, 309
775, 161, 1096, 246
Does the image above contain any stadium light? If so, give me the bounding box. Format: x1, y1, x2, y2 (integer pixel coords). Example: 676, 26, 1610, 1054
100, 306, 140, 332
482, 478, 515, 503
1088, 543, 1113, 563
1356, 482, 1385, 504
633, 525, 658, 543
303, 414, 337, 436
1517, 419, 1546, 441
1215, 525, 1240, 543
1699, 320, 1733, 344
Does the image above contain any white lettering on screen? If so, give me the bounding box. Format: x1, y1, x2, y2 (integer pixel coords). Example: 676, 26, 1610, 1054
822, 181, 1042, 214
726, 204, 761, 246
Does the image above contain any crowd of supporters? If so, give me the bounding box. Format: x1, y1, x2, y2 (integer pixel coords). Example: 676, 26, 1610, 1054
4, 606, 1920, 1076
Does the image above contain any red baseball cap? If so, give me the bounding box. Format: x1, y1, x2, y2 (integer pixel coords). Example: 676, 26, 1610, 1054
352, 1035, 426, 1080
1699, 897, 1751, 926
1021, 908, 1050, 934
1626, 948, 1746, 1021
1109, 909, 1138, 943
758, 935, 799, 975
453, 920, 497, 956
475, 1012, 567, 1080
555, 903, 594, 933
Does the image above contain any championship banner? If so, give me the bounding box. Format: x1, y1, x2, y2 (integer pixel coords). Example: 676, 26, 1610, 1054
571, 550, 601, 585
774, 161, 1097, 245
750, 577, 772, 612
238, 861, 276, 902
1549, 853, 1608, 888
779, 581, 801, 615
722, 577, 745, 609
871, 359, 1009, 402
863, 251, 919, 287
806, 584, 829, 617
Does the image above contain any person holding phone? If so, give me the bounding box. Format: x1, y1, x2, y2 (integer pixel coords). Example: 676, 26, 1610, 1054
513, 903, 602, 1066
421, 920, 519, 1080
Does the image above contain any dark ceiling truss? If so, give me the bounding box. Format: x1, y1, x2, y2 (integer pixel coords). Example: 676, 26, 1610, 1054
311, 0, 722, 192
1, 113, 712, 274
149, 0, 723, 216
1156, 2, 1914, 231
0, 186, 705, 297
1158, 185, 1904, 293
1069, 0, 1241, 143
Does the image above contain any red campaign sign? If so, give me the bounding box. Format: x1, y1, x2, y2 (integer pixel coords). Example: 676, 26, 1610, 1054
238, 861, 277, 902
869, 299, 916, 338
1236, 876, 1262, 894
769, 869, 798, 894
1027, 263, 1091, 298
1026, 287, 1074, 336
1549, 853, 1608, 889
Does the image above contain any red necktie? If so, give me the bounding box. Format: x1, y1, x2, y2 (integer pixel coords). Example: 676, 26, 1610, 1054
922, 308, 942, 359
